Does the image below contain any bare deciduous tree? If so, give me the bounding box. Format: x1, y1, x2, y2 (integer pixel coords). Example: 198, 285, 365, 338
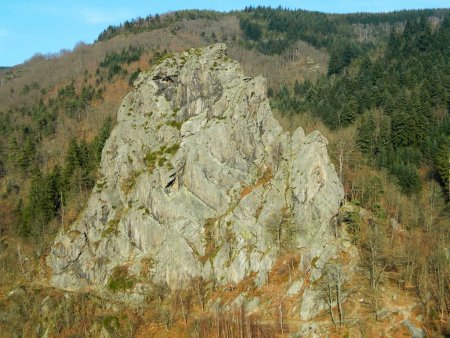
318, 262, 346, 326
360, 223, 389, 320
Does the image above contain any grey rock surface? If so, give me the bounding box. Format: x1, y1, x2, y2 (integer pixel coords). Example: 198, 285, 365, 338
287, 279, 304, 296
403, 320, 426, 338
47, 43, 344, 307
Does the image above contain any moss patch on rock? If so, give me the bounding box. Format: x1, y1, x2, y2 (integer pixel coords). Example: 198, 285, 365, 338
107, 266, 135, 292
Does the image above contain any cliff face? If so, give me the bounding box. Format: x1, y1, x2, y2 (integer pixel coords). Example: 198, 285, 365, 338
47, 44, 343, 298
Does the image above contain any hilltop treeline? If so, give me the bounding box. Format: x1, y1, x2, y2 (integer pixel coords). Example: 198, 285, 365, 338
97, 10, 223, 41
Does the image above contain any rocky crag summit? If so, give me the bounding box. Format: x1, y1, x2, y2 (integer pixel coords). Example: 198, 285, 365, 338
48, 43, 344, 310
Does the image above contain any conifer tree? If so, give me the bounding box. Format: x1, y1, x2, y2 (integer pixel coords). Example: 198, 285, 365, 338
357, 114, 376, 154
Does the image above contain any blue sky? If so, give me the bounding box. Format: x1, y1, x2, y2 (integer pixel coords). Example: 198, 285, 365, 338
1, 1, 449, 67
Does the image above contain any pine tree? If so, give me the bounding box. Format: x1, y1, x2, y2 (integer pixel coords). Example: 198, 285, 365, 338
20, 171, 57, 236
391, 111, 414, 148
357, 114, 376, 154
64, 139, 81, 178
341, 97, 358, 127
435, 136, 450, 199
92, 118, 113, 163
376, 116, 393, 166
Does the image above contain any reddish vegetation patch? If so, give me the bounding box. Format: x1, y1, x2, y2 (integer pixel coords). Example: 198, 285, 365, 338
267, 253, 301, 286
240, 169, 272, 199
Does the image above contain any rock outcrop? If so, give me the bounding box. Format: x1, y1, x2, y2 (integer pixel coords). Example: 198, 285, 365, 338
47, 44, 344, 296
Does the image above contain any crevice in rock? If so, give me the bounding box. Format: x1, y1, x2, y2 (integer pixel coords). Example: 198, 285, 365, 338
165, 176, 176, 189
59, 232, 88, 273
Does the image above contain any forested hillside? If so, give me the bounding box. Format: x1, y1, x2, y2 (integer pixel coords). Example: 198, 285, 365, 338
263, 8, 450, 197
0, 7, 449, 337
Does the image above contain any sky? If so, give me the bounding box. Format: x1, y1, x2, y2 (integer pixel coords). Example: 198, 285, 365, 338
1, 0, 449, 67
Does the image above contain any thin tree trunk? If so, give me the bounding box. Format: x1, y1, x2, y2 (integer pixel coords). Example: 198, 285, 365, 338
17, 244, 25, 274
240, 305, 244, 338
336, 283, 343, 326
60, 191, 65, 226
279, 302, 284, 334
328, 283, 337, 327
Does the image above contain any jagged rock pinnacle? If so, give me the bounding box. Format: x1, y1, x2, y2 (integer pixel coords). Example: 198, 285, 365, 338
47, 44, 343, 298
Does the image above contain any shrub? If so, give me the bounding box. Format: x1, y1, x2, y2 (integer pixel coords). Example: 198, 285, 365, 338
107, 266, 135, 292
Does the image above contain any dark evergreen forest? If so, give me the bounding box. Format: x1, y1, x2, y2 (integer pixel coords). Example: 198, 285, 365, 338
239, 7, 450, 196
